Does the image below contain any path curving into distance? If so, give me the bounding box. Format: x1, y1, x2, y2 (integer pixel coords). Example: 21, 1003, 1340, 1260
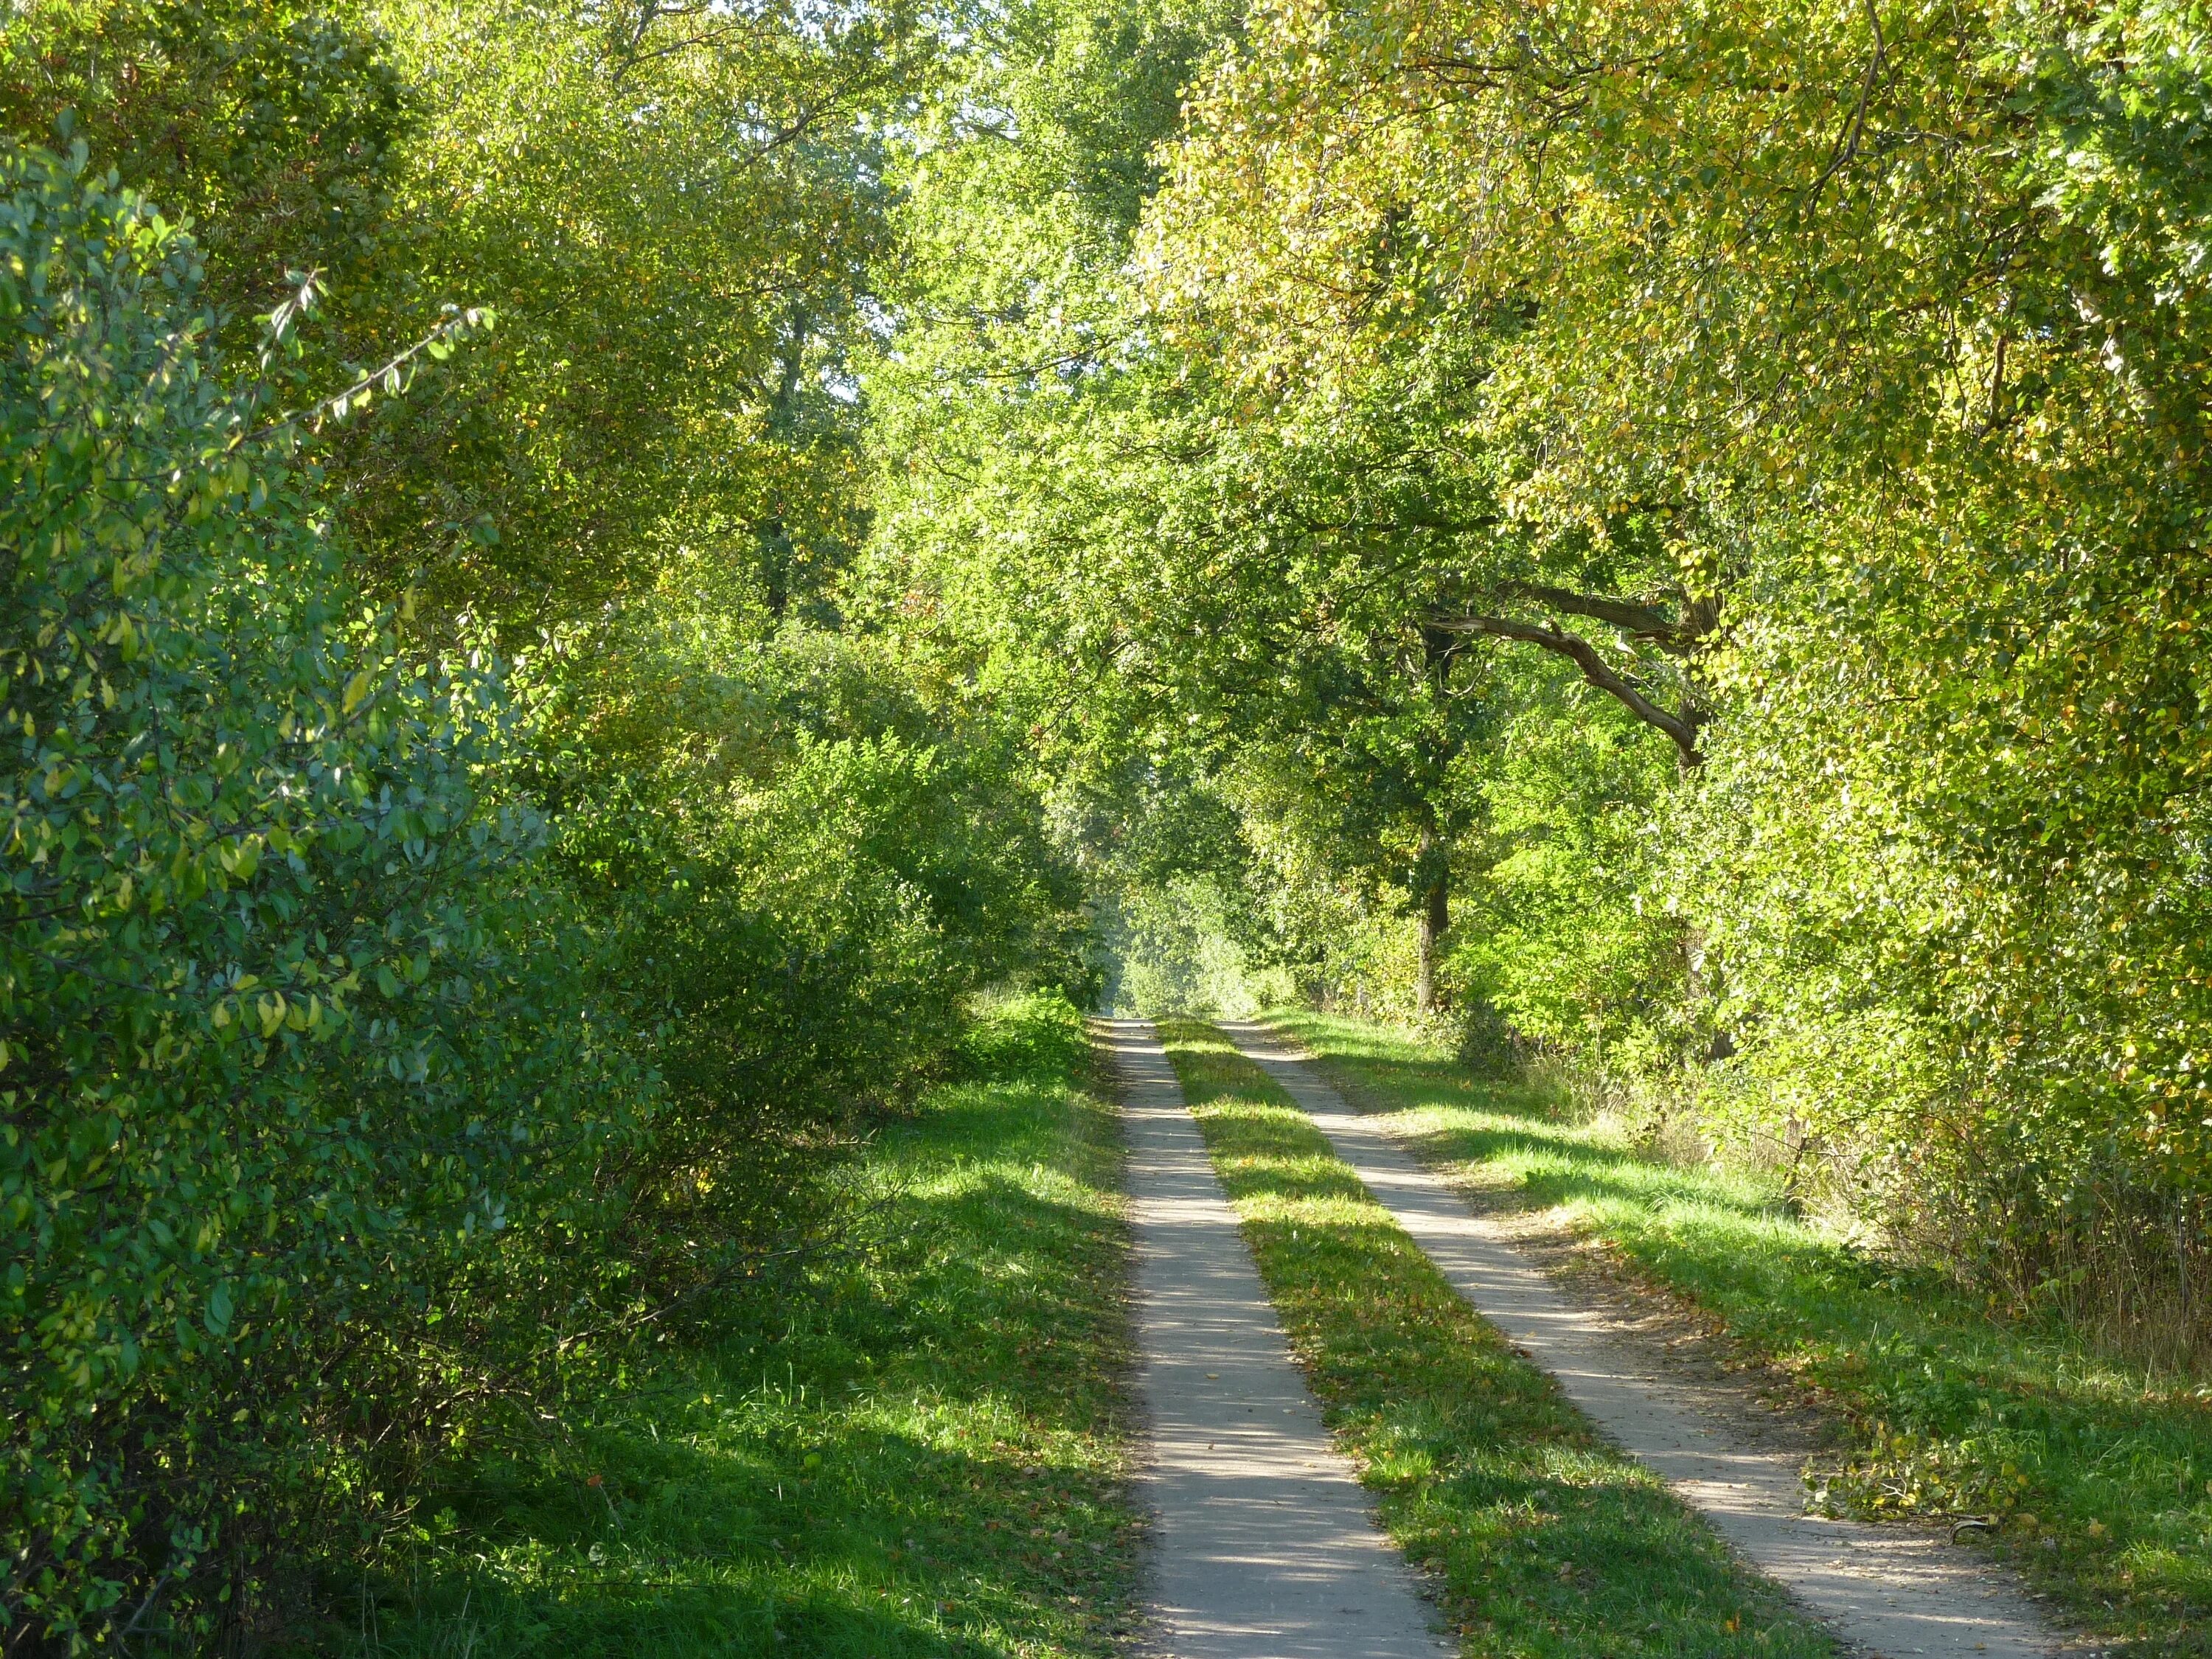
1102, 1018, 1451, 1659
1217, 1020, 2063, 1659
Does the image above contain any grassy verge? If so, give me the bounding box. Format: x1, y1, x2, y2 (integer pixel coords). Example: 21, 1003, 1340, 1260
1270, 1008, 2212, 1657
1153, 1018, 1837, 1659
310, 993, 1142, 1659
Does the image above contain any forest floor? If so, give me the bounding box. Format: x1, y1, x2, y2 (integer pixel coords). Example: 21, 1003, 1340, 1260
1269, 1011, 2212, 1658
309, 997, 1147, 1659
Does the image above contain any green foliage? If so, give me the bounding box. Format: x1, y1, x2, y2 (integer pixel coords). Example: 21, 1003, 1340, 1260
1099, 873, 1285, 1016
956, 985, 1093, 1079
27, 0, 2212, 1636
0, 142, 647, 1646
1140, 0, 2212, 1214
555, 686, 1085, 1301
0, 0, 414, 329
1448, 678, 1687, 1064
335, 0, 910, 636
542, 594, 1087, 1144
0, 2, 1089, 1626
879, 0, 2212, 1342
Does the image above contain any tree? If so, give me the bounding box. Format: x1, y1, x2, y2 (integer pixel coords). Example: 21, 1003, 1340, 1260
0, 4, 1091, 1641
1139, 0, 2212, 1279
0, 142, 640, 1647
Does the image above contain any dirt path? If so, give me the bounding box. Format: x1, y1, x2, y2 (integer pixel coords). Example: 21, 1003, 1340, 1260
1219, 1020, 2066, 1659
1102, 1019, 1451, 1659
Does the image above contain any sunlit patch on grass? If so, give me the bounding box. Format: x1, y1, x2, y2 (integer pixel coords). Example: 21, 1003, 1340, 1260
303, 998, 1144, 1659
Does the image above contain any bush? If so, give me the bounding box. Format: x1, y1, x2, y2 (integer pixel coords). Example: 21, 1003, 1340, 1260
0, 142, 658, 1651
0, 142, 1088, 1650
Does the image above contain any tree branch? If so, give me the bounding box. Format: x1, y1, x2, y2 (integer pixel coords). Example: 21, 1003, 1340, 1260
1502, 583, 1695, 644
1430, 613, 1703, 762
1802, 0, 1888, 214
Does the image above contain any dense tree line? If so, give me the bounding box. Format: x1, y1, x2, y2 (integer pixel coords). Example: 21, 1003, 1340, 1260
879, 0, 2212, 1369
13, 0, 2212, 1645
1, 1, 1082, 1647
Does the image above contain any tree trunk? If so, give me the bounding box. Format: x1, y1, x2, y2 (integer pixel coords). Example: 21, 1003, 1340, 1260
1414, 835, 1450, 1016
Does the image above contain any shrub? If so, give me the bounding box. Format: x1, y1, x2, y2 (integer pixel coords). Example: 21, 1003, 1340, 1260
0, 142, 650, 1650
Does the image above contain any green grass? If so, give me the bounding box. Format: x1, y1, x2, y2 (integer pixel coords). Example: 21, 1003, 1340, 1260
1270, 1008, 2212, 1657
1153, 1018, 1838, 1659
310, 994, 1142, 1658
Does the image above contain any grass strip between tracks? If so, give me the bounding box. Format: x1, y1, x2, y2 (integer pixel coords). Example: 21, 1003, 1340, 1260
1155, 1018, 1837, 1659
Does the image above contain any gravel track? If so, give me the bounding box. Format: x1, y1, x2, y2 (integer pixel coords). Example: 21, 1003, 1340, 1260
1105, 1018, 1451, 1659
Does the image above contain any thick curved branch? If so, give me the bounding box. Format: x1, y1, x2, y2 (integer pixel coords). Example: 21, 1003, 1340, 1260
1499, 584, 1720, 653
1432, 613, 1703, 762
1503, 584, 1680, 641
